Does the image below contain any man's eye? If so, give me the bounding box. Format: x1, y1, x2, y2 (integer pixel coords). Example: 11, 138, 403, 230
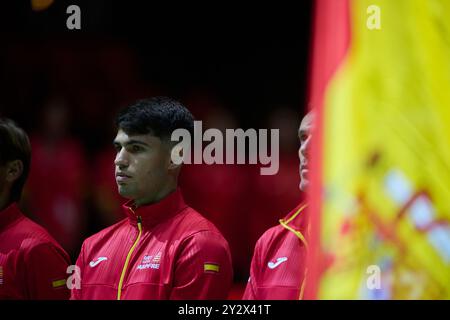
131, 145, 142, 152
300, 134, 308, 142
114, 145, 122, 152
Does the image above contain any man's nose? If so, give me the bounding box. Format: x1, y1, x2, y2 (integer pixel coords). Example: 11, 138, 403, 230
300, 136, 311, 158
114, 149, 129, 168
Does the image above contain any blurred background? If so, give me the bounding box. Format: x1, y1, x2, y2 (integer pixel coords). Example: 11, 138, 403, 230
0, 1, 312, 298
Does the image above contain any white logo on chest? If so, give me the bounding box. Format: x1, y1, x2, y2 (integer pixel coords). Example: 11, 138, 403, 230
89, 257, 108, 268
267, 257, 288, 269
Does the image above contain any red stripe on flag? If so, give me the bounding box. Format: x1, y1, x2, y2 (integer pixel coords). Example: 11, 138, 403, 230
305, 0, 351, 299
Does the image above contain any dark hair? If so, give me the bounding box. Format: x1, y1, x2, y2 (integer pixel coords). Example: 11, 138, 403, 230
116, 97, 194, 143
0, 118, 31, 202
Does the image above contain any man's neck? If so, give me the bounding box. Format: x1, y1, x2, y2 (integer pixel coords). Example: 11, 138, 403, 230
134, 185, 177, 208
0, 192, 11, 212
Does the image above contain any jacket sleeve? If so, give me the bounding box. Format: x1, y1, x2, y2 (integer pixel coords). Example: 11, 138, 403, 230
23, 243, 71, 300
169, 231, 233, 300
242, 236, 262, 300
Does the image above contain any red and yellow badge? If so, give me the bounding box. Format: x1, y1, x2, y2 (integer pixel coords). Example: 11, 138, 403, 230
51, 278, 67, 289
204, 263, 220, 273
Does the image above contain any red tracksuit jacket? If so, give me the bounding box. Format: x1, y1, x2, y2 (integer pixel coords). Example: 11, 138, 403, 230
243, 203, 308, 300
0, 203, 71, 300
71, 189, 233, 300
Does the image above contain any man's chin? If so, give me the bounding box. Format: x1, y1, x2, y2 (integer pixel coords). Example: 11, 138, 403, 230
299, 179, 309, 192
117, 186, 135, 199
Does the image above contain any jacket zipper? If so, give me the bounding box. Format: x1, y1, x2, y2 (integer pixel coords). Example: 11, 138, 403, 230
117, 214, 142, 300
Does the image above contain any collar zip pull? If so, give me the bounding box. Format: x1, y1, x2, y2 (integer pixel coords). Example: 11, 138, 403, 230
128, 206, 142, 226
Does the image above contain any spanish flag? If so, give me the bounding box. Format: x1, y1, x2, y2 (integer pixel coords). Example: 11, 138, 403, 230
306, 0, 450, 299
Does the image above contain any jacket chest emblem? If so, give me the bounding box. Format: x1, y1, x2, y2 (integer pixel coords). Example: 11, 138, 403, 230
137, 252, 162, 270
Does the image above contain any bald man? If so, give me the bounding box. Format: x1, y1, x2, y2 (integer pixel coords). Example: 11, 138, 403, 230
243, 112, 314, 300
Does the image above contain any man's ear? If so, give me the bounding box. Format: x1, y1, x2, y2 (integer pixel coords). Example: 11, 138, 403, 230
168, 143, 183, 170
5, 160, 23, 183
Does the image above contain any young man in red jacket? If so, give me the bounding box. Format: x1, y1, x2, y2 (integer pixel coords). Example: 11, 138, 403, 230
0, 118, 70, 300
71, 97, 232, 300
243, 111, 314, 300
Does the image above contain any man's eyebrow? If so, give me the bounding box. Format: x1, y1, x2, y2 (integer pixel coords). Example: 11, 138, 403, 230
113, 140, 150, 147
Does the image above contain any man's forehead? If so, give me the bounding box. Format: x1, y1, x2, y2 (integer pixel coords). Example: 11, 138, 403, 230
114, 129, 160, 144
299, 112, 315, 132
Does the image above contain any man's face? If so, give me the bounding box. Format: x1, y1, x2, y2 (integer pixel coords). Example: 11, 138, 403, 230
298, 112, 315, 192
0, 160, 21, 208
113, 129, 171, 206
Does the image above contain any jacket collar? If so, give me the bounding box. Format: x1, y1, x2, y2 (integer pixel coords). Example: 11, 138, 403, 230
283, 202, 309, 231
0, 202, 23, 231
122, 188, 188, 229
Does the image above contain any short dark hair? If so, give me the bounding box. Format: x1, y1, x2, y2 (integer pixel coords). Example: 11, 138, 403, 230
116, 97, 194, 143
0, 118, 31, 202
